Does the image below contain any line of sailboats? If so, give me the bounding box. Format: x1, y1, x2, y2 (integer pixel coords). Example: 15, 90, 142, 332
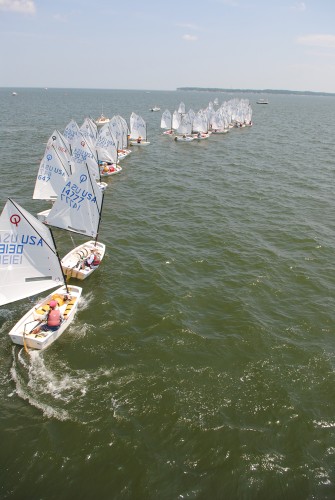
160, 99, 253, 141
1, 110, 150, 352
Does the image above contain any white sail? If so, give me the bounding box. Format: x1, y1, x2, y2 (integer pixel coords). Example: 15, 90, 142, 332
109, 116, 122, 150
176, 113, 192, 135
63, 119, 81, 146
96, 123, 118, 163
129, 113, 147, 140
64, 119, 100, 177
70, 134, 100, 181
129, 112, 138, 135
178, 102, 185, 115
172, 110, 181, 130
115, 115, 129, 149
192, 110, 208, 133
0, 199, 64, 306
210, 109, 225, 130
188, 108, 196, 123
33, 130, 73, 201
80, 117, 98, 149
45, 164, 103, 239
160, 109, 171, 130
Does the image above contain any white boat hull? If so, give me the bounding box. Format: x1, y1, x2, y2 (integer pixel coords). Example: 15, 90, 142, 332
174, 136, 194, 142
37, 208, 51, 223
118, 149, 132, 159
193, 132, 210, 140
61, 240, 106, 280
211, 129, 229, 134
8, 285, 82, 350
129, 140, 150, 146
97, 181, 108, 190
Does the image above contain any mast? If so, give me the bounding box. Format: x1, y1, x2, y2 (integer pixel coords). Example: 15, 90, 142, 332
49, 226, 70, 294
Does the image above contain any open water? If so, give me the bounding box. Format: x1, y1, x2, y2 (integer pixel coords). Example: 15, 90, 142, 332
0, 88, 334, 499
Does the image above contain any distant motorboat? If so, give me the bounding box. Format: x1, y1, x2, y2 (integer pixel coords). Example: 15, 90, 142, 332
12, 91, 17, 96
256, 98, 269, 104
150, 106, 160, 112
95, 113, 110, 127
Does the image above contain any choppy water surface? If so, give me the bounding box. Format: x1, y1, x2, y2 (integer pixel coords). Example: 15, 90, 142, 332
0, 88, 335, 499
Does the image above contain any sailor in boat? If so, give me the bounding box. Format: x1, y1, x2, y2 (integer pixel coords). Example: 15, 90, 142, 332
81, 248, 101, 270
31, 300, 63, 335
101, 162, 116, 174
137, 136, 142, 144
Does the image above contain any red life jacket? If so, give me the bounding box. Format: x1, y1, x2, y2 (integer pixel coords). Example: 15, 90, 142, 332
47, 309, 61, 327
92, 254, 101, 267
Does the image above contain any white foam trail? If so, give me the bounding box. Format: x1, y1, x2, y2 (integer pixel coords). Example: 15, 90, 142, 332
11, 348, 70, 421
77, 291, 94, 311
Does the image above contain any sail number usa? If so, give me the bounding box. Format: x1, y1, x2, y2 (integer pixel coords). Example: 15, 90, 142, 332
60, 181, 97, 210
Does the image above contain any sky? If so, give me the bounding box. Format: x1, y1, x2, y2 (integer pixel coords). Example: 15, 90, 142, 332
1, 0, 335, 93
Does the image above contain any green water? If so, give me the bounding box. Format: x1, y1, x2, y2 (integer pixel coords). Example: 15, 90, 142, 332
0, 88, 334, 499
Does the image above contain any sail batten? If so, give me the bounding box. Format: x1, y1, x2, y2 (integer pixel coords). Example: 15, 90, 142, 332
25, 276, 53, 282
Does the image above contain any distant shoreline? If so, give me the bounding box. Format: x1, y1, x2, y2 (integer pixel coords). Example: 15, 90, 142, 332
176, 87, 335, 97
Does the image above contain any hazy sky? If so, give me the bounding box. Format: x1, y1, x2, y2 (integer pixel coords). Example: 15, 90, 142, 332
1, 0, 335, 92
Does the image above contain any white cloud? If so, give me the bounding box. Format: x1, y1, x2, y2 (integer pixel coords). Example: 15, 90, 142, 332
290, 2, 306, 12
182, 34, 198, 42
0, 0, 36, 13
297, 34, 335, 49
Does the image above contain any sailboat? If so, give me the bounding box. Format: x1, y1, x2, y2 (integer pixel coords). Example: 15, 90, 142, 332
95, 106, 110, 128
33, 128, 107, 222
63, 119, 109, 186
129, 113, 150, 145
0, 198, 82, 351
171, 110, 181, 134
113, 115, 131, 158
174, 112, 194, 142
45, 163, 106, 280
80, 117, 98, 149
192, 110, 210, 139
178, 102, 186, 115
160, 109, 173, 135
33, 130, 74, 222
96, 122, 122, 177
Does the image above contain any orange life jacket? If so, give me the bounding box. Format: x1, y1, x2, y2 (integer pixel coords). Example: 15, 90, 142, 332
47, 309, 61, 327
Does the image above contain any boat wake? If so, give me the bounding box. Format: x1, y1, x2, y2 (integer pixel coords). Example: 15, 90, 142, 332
9, 346, 94, 422
74, 290, 93, 312
9, 335, 120, 423
10, 347, 72, 421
